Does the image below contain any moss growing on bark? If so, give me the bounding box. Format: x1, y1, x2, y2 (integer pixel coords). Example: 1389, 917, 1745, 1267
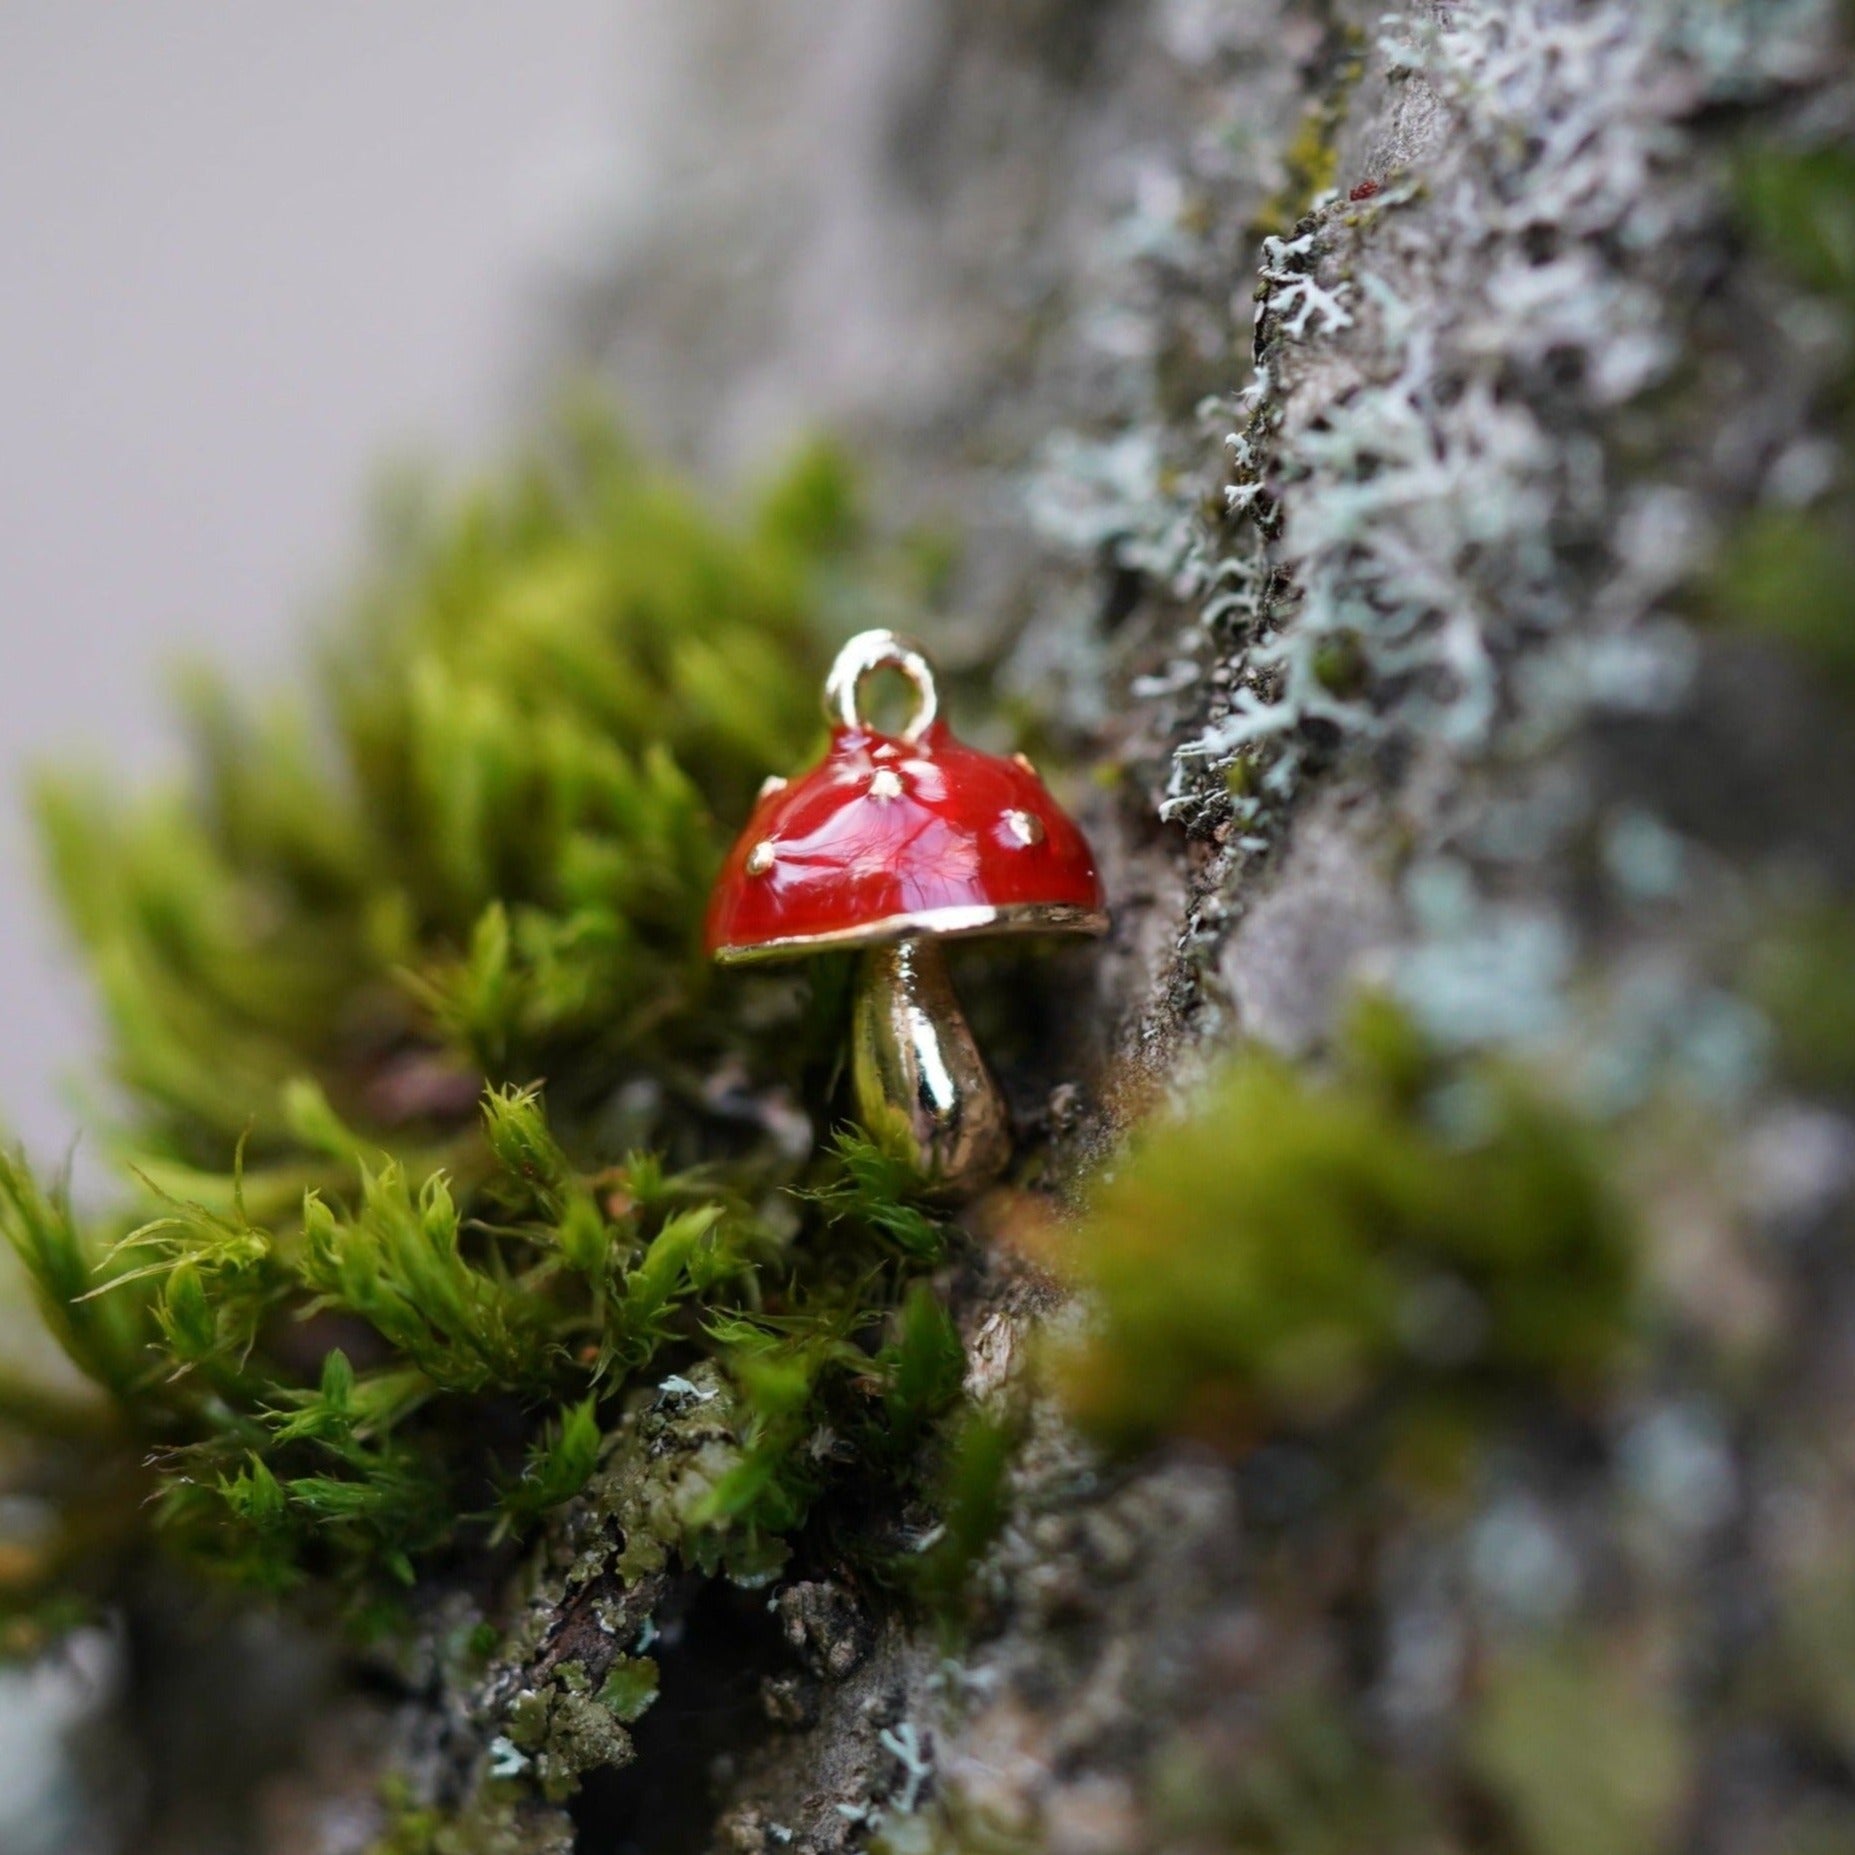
0, 416, 966, 1767
1704, 139, 1855, 694
1748, 907, 1855, 1097
33, 411, 854, 1177
1471, 1641, 1690, 1855
1253, 26, 1368, 237
1058, 998, 1636, 1456
1149, 1684, 1438, 1855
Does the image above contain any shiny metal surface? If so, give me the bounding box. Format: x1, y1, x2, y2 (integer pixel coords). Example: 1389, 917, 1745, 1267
712, 900, 1108, 964
822, 629, 940, 740
850, 937, 1011, 1198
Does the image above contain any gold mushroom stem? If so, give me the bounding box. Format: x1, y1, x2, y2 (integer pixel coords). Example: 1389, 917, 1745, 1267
850, 938, 1011, 1198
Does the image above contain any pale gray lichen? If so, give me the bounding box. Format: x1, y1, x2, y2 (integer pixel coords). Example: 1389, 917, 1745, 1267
1030, 0, 1843, 1120
877, 1721, 933, 1817
1168, 0, 1737, 823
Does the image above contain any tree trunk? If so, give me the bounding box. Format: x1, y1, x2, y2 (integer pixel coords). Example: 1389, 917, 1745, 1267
268, 2, 1855, 1850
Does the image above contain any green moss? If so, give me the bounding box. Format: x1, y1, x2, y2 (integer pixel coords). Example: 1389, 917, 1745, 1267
1747, 906, 1855, 1095
913, 1405, 1020, 1620
1149, 1686, 1438, 1855
1773, 1553, 1855, 1757
0, 412, 966, 1656
1312, 631, 1367, 700
1059, 997, 1636, 1454
1709, 511, 1855, 697
1734, 143, 1855, 305
1470, 1641, 1689, 1855
33, 412, 855, 1176
507, 1671, 641, 1805
596, 1653, 660, 1723
1253, 28, 1367, 237
1702, 140, 1855, 692
375, 1780, 575, 1855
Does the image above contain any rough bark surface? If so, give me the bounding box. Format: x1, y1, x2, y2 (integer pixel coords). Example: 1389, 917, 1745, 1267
260, 2, 1855, 1851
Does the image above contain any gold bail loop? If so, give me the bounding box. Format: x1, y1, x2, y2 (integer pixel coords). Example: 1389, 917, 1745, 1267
823, 629, 940, 743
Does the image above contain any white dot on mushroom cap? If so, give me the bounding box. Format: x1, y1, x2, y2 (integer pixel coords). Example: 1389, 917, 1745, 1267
868, 768, 905, 801
1012, 751, 1040, 780
1003, 810, 1045, 847
902, 759, 946, 801
758, 775, 789, 803
746, 840, 777, 876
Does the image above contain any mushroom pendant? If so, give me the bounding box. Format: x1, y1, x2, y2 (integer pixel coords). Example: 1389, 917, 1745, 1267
706, 631, 1108, 1198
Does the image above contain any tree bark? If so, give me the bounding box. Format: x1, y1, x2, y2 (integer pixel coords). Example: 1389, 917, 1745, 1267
274, 2, 1855, 1849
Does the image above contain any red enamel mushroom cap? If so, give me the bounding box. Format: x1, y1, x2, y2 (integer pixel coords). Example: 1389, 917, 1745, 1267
706, 631, 1107, 964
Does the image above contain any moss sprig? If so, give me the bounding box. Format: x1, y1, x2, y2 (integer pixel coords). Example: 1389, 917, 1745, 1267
1055, 996, 1637, 1461
0, 411, 967, 1639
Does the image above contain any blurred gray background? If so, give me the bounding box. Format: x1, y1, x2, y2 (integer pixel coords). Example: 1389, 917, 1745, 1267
0, 2, 683, 1165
